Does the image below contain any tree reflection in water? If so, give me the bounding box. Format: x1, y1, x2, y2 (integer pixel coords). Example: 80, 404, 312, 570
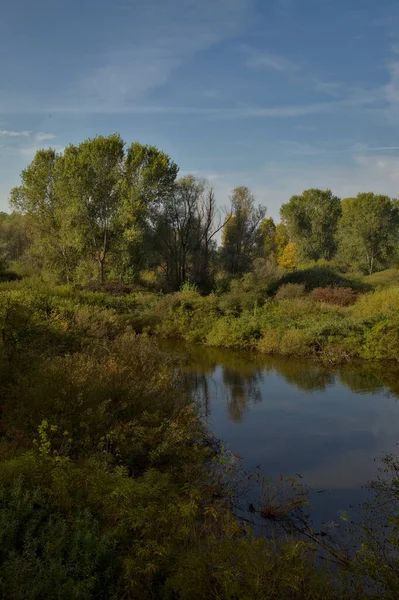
162, 339, 399, 423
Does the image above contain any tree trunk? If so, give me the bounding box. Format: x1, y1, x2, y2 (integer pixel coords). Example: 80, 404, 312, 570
369, 254, 374, 275
99, 258, 105, 283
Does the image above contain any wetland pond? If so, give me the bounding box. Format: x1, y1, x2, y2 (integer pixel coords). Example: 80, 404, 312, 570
162, 341, 399, 525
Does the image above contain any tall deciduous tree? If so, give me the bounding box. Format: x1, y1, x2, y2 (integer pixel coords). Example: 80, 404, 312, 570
57, 134, 125, 283
256, 217, 277, 258
9, 149, 78, 281
152, 175, 226, 290
153, 175, 202, 289
275, 222, 289, 259
337, 193, 399, 274
120, 143, 178, 278
280, 189, 341, 261
191, 182, 228, 291
221, 186, 266, 276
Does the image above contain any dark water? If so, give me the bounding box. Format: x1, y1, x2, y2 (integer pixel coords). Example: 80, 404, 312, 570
163, 341, 399, 524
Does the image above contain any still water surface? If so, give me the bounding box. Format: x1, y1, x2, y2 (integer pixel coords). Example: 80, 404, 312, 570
165, 342, 399, 523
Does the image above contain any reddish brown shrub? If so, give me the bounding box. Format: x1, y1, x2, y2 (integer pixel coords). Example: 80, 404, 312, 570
311, 286, 357, 306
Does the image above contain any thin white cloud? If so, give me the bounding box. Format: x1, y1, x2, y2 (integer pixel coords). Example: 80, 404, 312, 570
312, 79, 344, 97
243, 46, 298, 71
28, 85, 379, 117
384, 60, 399, 120
0, 130, 31, 137
202, 89, 222, 99
19, 144, 64, 159
279, 141, 324, 155
73, 0, 253, 111
0, 0, 253, 114
0, 84, 381, 119
35, 132, 56, 141
351, 143, 399, 152
19, 146, 43, 158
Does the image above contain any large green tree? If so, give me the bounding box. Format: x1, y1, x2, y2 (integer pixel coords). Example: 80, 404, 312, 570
221, 186, 266, 276
10, 138, 180, 284
120, 143, 179, 279
280, 189, 341, 261
57, 135, 125, 283
9, 149, 78, 281
337, 193, 399, 274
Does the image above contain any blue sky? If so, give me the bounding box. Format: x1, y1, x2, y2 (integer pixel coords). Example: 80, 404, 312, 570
1, 0, 399, 218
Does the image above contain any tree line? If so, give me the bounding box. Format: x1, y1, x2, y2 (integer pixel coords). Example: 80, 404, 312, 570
1, 134, 399, 289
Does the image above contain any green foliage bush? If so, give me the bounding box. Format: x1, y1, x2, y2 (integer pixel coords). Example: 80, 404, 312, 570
353, 286, 399, 319
361, 318, 399, 361
275, 282, 306, 300
364, 268, 399, 289
206, 313, 262, 349
155, 289, 220, 342
257, 326, 314, 356
218, 276, 265, 315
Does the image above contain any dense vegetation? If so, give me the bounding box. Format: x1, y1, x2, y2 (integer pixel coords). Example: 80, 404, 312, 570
1, 281, 399, 598
1, 133, 398, 363
2, 135, 399, 597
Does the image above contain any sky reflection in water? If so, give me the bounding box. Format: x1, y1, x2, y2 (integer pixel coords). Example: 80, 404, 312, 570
167, 342, 399, 522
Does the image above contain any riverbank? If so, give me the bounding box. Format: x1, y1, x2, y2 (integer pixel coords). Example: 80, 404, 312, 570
2, 280, 399, 597
14, 268, 396, 365
154, 270, 399, 364
0, 281, 336, 598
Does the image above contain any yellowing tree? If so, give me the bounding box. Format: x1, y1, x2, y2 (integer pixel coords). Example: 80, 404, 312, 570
278, 241, 298, 270
275, 222, 289, 258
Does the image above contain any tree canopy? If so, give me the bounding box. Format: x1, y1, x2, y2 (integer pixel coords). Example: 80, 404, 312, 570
337, 193, 399, 274
5, 135, 399, 285
220, 186, 266, 276
280, 189, 341, 261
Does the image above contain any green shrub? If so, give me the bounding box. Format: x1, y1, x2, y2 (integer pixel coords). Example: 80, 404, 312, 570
218, 275, 267, 315
155, 291, 219, 342
271, 296, 342, 321
180, 281, 199, 294
361, 318, 399, 361
206, 313, 262, 349
363, 268, 399, 289
279, 328, 315, 356
353, 286, 399, 319
319, 339, 359, 365
275, 283, 306, 300
257, 326, 315, 357
256, 326, 282, 354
